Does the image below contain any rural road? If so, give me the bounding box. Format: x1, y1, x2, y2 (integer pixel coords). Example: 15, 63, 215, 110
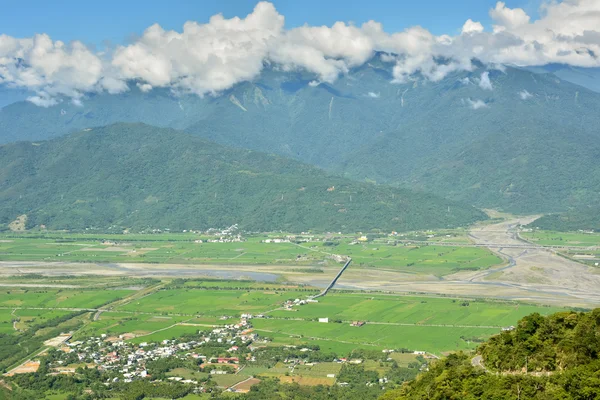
471, 355, 486, 370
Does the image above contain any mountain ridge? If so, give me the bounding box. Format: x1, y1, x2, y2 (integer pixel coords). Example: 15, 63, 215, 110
1, 59, 599, 215
0, 123, 485, 232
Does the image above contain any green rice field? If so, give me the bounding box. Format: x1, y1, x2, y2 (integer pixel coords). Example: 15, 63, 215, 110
0, 231, 502, 276
521, 230, 600, 247
0, 278, 564, 355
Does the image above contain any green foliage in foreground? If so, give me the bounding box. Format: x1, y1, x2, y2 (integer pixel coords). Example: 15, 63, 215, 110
381, 353, 600, 400
381, 308, 600, 400
0, 123, 486, 233
480, 309, 600, 372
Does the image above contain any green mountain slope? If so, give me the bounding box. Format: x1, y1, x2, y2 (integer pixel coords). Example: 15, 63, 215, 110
529, 206, 600, 232
0, 123, 485, 232
2, 59, 600, 214
381, 308, 600, 400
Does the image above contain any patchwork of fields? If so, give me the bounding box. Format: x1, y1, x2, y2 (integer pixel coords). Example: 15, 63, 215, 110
0, 231, 502, 277
0, 281, 562, 355
521, 230, 600, 247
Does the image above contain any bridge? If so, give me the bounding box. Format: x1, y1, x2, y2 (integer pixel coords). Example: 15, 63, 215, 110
312, 257, 352, 299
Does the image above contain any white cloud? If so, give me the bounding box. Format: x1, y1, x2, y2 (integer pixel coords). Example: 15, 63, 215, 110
462, 19, 484, 35
466, 98, 488, 109
490, 2, 530, 32
137, 82, 153, 92
479, 71, 493, 90
519, 89, 533, 99
367, 91, 380, 98
27, 93, 60, 107
112, 2, 284, 95
1, 0, 600, 105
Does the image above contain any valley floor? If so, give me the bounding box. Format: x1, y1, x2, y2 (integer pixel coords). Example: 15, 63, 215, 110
1, 217, 599, 308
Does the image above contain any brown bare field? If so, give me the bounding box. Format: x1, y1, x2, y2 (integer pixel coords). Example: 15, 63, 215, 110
231, 377, 261, 392
280, 375, 335, 386
6, 361, 40, 376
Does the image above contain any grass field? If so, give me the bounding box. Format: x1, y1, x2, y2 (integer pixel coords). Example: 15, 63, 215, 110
0, 308, 14, 334
253, 318, 499, 354
0, 231, 502, 276
0, 277, 564, 355
267, 293, 552, 327
521, 230, 600, 247
0, 288, 134, 309
521, 230, 600, 267
118, 288, 314, 315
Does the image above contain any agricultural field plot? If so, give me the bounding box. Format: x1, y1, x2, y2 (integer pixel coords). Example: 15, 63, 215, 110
0, 275, 146, 289
362, 359, 391, 376
280, 375, 335, 386
314, 242, 502, 276
0, 232, 501, 276
268, 293, 559, 327
0, 288, 134, 309
0, 308, 14, 334
166, 368, 209, 381
74, 312, 194, 340
564, 250, 600, 267
0, 236, 322, 265
252, 318, 499, 354
521, 230, 600, 247
13, 309, 73, 331
293, 362, 342, 377
389, 352, 419, 367
211, 373, 254, 388
180, 280, 314, 292
117, 288, 309, 315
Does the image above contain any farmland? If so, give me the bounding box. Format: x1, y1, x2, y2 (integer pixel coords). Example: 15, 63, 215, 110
0, 287, 134, 309
521, 230, 600, 247
0, 274, 575, 399
0, 277, 563, 355
0, 230, 502, 277
520, 230, 600, 267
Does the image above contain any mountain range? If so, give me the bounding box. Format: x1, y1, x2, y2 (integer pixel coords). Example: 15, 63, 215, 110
1, 56, 599, 229
0, 123, 485, 232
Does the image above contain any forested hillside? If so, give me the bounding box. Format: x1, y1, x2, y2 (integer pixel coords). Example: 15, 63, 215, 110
0, 123, 485, 232
529, 207, 600, 232
380, 308, 600, 399
2, 59, 600, 215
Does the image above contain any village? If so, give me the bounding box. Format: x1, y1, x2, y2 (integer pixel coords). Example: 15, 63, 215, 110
5, 296, 427, 395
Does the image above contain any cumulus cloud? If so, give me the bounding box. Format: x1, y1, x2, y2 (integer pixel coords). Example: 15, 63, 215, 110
27, 93, 60, 107
112, 2, 284, 95
519, 89, 533, 99
490, 2, 530, 32
462, 19, 484, 35
466, 98, 488, 109
1, 1, 600, 106
479, 71, 493, 90
367, 91, 380, 98
136, 82, 153, 92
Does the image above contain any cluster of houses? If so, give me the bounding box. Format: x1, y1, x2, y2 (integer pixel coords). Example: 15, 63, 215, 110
194, 235, 245, 244
282, 298, 319, 310
43, 314, 263, 390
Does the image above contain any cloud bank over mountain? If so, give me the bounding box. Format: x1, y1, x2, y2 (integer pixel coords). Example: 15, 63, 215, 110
1, 0, 600, 105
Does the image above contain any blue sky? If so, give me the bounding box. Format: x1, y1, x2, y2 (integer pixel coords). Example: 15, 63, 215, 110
1, 0, 540, 46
